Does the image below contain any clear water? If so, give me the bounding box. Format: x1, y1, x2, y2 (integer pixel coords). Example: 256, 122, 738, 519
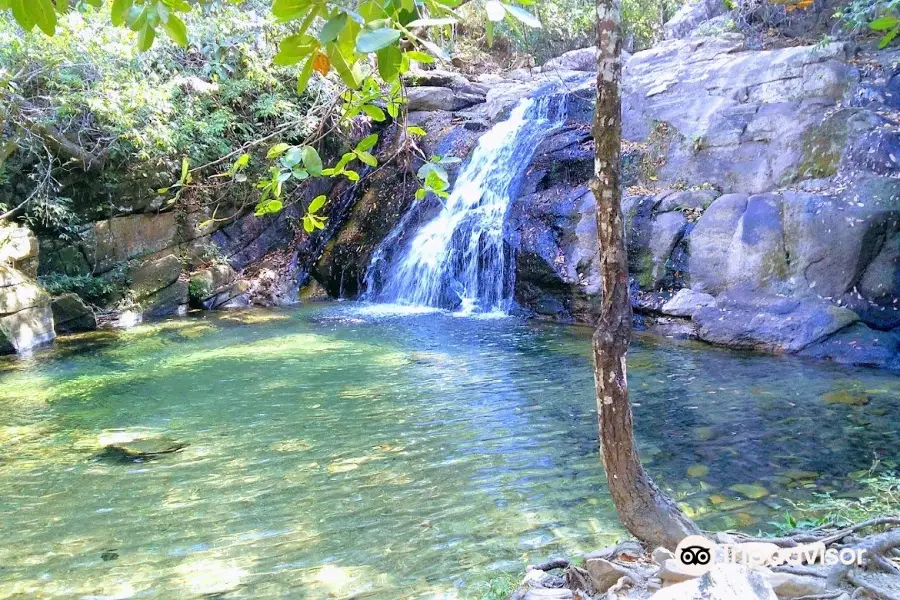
1, 303, 898, 599
370, 96, 568, 313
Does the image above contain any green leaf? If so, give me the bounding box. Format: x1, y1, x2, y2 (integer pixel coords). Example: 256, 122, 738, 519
267, 143, 291, 159
296, 57, 315, 95
485, 0, 506, 22
138, 24, 156, 51
356, 28, 402, 53
355, 150, 378, 167
10, 0, 35, 31
415, 188, 427, 200
255, 199, 284, 216
870, 16, 900, 31
879, 27, 899, 48
301, 146, 323, 175
344, 169, 360, 181
302, 215, 314, 232
313, 216, 327, 230
425, 168, 449, 191
163, 14, 188, 47
292, 169, 309, 180
406, 17, 457, 27
361, 104, 387, 121
418, 39, 450, 61
327, 43, 361, 89
405, 50, 435, 64
180, 157, 190, 182
272, 0, 313, 22
27, 0, 57, 35
486, 19, 494, 47
282, 147, 303, 168
407, 126, 427, 136
275, 34, 317, 66
232, 153, 250, 172
110, 0, 132, 26
503, 4, 541, 27
356, 133, 379, 152
377, 44, 403, 82
320, 13, 347, 43
309, 194, 327, 212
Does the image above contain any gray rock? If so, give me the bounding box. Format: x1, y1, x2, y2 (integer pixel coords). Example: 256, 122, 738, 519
585, 558, 639, 594
658, 190, 719, 213
694, 292, 859, 353
662, 288, 716, 317
86, 212, 180, 274
648, 211, 688, 288
0, 266, 55, 354
725, 194, 787, 294
799, 323, 900, 370
189, 264, 247, 310
664, 0, 727, 40
622, 38, 854, 193
542, 47, 598, 72
406, 86, 485, 112
142, 280, 189, 319
650, 565, 777, 600
0, 224, 39, 277
657, 558, 698, 584
762, 570, 829, 598
688, 194, 749, 294
51, 293, 97, 333
859, 232, 899, 302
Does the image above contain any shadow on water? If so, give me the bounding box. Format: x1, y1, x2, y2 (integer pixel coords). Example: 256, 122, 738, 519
0, 302, 897, 598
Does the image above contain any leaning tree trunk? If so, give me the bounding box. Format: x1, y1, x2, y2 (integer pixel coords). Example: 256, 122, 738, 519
590, 0, 700, 550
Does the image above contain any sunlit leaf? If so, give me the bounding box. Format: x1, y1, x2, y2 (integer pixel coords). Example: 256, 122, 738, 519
356, 28, 402, 52
356, 134, 379, 152
267, 143, 291, 159
163, 14, 188, 47
320, 13, 347, 43
870, 16, 900, 30
309, 194, 327, 212
485, 0, 506, 22
301, 146, 323, 175
503, 4, 541, 27
361, 104, 387, 121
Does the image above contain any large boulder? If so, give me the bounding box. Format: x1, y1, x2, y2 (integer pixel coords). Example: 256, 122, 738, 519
800, 323, 900, 370
0, 266, 55, 353
0, 224, 39, 277
51, 293, 97, 333
693, 291, 858, 353
189, 264, 249, 310
406, 86, 485, 112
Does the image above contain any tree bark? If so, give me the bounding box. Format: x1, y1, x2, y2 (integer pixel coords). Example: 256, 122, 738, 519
591, 0, 699, 550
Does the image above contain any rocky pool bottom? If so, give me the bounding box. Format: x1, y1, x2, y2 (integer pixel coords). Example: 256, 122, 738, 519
0, 302, 898, 599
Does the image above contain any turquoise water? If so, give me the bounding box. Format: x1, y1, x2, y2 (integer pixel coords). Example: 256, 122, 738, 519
0, 303, 897, 599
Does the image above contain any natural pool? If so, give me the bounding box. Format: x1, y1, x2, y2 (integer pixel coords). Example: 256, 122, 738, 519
1, 303, 898, 599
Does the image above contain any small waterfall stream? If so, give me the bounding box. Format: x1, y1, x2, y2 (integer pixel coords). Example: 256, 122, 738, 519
365, 93, 569, 314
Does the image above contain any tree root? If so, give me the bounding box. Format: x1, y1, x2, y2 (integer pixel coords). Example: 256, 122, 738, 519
734, 518, 900, 548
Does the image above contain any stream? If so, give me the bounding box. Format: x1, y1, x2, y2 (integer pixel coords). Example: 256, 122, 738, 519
1, 303, 898, 599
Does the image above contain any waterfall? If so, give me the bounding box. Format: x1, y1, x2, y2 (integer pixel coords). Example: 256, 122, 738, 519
365, 93, 569, 314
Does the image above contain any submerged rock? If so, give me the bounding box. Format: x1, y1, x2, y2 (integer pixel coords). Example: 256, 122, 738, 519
102, 437, 187, 461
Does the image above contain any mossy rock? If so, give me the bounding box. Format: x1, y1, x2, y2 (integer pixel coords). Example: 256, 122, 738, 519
822, 390, 870, 406
729, 483, 769, 499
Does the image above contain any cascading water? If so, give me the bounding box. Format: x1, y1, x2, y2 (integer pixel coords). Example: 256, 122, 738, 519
365, 93, 569, 314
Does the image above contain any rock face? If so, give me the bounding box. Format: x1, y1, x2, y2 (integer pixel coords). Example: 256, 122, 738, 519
664, 0, 727, 39
501, 37, 900, 368
0, 266, 55, 353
